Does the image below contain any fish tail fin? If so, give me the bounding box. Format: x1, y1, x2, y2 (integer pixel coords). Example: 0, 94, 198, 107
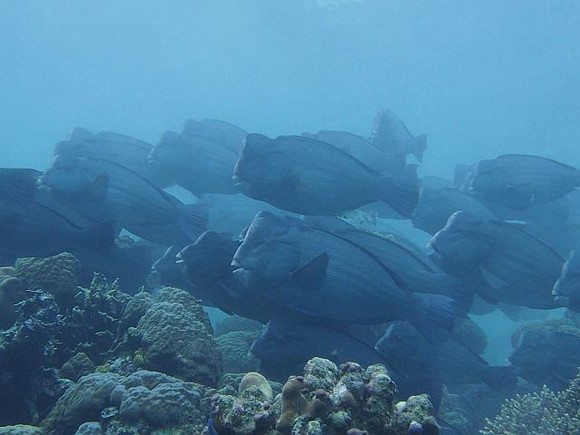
399, 274, 473, 315
482, 365, 518, 394
410, 293, 456, 344
83, 221, 116, 251
179, 203, 209, 243
380, 165, 420, 218
411, 134, 427, 162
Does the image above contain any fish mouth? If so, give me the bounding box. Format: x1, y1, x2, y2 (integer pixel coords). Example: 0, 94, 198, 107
175, 252, 185, 268
427, 240, 441, 255
233, 179, 251, 195
231, 259, 242, 268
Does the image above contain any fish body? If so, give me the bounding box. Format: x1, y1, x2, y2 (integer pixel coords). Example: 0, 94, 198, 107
201, 193, 300, 235
55, 128, 173, 188
0, 168, 114, 258
553, 250, 580, 310
150, 131, 240, 195
177, 231, 297, 323
41, 155, 207, 246
182, 118, 247, 149
369, 109, 427, 162
73, 242, 164, 293
413, 176, 497, 235
250, 319, 388, 381
233, 134, 419, 217
463, 154, 580, 209
428, 211, 564, 309
149, 118, 246, 195
302, 130, 392, 173
509, 329, 580, 390
232, 212, 455, 341
375, 321, 516, 393
305, 216, 463, 302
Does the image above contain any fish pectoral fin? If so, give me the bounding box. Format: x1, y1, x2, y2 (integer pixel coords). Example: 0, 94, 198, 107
88, 173, 109, 199
479, 265, 508, 290
283, 170, 304, 190
290, 252, 329, 292
0, 212, 17, 239
506, 182, 535, 205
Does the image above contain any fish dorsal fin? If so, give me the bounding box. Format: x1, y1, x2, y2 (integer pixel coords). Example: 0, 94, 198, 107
498, 220, 565, 261
497, 154, 579, 172
290, 252, 329, 292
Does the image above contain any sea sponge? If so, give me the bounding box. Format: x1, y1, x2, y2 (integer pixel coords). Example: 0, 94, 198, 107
276, 376, 311, 434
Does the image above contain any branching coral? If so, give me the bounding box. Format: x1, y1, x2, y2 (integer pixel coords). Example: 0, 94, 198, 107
481, 369, 580, 434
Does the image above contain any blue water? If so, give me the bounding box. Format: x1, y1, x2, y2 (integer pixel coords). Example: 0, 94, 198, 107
2, 1, 579, 176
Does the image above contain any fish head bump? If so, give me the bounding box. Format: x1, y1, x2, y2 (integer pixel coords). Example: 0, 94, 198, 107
233, 134, 293, 197
553, 250, 580, 301
149, 131, 199, 168
232, 212, 301, 290
427, 211, 493, 274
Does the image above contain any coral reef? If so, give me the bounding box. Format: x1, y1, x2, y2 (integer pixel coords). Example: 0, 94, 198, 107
15, 252, 80, 308
452, 317, 488, 356
481, 370, 580, 434
214, 315, 263, 337
511, 317, 580, 347
438, 383, 506, 435
216, 330, 260, 373
0, 267, 132, 427
135, 287, 223, 385
509, 317, 580, 390
60, 352, 96, 381
0, 253, 445, 435
208, 357, 439, 435
114, 370, 205, 430
55, 273, 131, 366
0, 271, 25, 330
0, 425, 44, 435
207, 372, 280, 435
0, 291, 66, 426
41, 372, 122, 434
239, 372, 274, 401
39, 369, 208, 435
